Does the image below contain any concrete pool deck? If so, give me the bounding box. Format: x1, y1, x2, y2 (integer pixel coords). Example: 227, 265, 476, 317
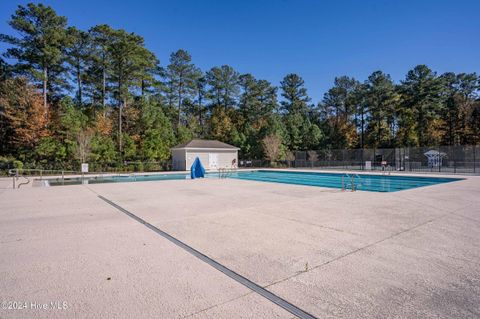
0, 171, 479, 318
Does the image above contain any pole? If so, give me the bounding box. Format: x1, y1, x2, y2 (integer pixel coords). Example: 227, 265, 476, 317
474, 145, 476, 174
439, 146, 441, 173
14, 169, 18, 189
361, 148, 364, 171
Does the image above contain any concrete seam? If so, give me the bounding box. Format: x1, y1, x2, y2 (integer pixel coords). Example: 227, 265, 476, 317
180, 291, 254, 318
263, 212, 451, 289
96, 194, 318, 319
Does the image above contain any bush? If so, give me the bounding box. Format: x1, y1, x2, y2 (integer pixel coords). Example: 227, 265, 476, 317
0, 156, 23, 174
12, 160, 23, 169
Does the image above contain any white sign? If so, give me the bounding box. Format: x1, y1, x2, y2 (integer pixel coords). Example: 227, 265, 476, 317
81, 163, 89, 173
365, 161, 371, 170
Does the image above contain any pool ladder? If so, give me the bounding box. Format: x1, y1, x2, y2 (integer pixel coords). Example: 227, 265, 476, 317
341, 174, 362, 192
218, 167, 237, 179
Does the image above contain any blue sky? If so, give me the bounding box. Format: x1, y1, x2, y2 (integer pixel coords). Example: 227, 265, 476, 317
1, 0, 479, 103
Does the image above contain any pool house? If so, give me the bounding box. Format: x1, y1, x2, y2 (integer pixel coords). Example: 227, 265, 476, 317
171, 139, 239, 171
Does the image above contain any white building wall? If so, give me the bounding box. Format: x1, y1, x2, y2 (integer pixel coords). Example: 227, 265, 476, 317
185, 149, 237, 170
171, 149, 186, 170
186, 151, 209, 170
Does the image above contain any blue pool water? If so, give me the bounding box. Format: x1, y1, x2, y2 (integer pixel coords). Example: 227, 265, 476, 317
46, 170, 462, 192
228, 170, 462, 192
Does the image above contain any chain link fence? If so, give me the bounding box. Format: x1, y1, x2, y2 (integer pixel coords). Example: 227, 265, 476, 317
240, 145, 479, 175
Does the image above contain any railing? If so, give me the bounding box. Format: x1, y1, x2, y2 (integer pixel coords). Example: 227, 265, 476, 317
354, 174, 363, 190
341, 173, 363, 192
7, 168, 116, 189
218, 167, 237, 179
8, 168, 76, 189
10, 173, 30, 189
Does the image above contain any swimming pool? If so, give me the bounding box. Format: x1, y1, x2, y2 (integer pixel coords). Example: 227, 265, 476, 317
229, 170, 462, 192
44, 170, 462, 192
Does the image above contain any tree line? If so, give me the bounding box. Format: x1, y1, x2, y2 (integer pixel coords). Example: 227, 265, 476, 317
1, 3, 479, 170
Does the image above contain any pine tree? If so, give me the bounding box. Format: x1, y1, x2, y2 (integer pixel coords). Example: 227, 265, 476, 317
206, 65, 240, 110
352, 83, 368, 149
398, 65, 444, 146
364, 71, 399, 148
280, 74, 310, 114
0, 57, 13, 81
320, 76, 359, 148
139, 99, 175, 161
0, 3, 68, 110
280, 74, 322, 150
164, 49, 200, 126
237, 74, 279, 158
65, 27, 91, 107
107, 29, 158, 154
86, 24, 115, 109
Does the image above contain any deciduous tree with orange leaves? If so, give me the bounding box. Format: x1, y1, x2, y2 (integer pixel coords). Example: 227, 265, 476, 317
0, 77, 49, 153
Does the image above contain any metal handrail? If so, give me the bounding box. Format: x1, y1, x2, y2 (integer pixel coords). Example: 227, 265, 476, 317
8, 168, 79, 177
6, 168, 126, 189
17, 175, 30, 188
342, 173, 352, 191
218, 167, 238, 179
354, 174, 363, 190
342, 173, 359, 192
8, 168, 76, 189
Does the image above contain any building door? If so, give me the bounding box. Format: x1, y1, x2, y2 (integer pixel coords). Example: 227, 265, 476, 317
209, 153, 219, 169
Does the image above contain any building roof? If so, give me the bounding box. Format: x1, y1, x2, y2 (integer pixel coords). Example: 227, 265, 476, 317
171, 139, 239, 150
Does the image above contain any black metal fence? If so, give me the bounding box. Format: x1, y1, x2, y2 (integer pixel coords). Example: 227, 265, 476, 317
240, 145, 480, 175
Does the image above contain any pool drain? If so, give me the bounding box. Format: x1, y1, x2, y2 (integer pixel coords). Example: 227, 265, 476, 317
98, 195, 317, 319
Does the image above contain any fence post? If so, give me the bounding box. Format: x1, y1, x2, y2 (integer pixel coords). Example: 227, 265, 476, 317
474, 145, 476, 174
361, 148, 364, 171
439, 145, 441, 173
431, 147, 433, 172
454, 146, 457, 174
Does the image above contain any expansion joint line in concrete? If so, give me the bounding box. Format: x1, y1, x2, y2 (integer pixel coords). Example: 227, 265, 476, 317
263, 212, 452, 290
97, 195, 317, 319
